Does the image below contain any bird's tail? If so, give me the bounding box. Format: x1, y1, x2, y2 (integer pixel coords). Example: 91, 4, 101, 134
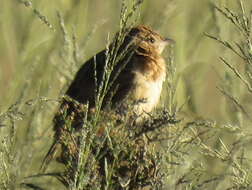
40, 140, 60, 172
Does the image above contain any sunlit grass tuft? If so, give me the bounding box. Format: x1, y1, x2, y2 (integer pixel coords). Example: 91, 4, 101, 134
1, 0, 252, 189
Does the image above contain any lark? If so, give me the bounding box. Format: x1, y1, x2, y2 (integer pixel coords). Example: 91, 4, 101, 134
67, 25, 170, 114
41, 25, 172, 170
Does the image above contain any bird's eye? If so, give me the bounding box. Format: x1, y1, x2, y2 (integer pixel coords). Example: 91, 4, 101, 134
148, 37, 155, 43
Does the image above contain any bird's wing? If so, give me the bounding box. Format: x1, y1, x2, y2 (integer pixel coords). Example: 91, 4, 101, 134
66, 50, 106, 107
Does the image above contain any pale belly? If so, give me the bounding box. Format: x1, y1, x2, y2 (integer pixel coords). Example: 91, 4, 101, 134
132, 72, 165, 115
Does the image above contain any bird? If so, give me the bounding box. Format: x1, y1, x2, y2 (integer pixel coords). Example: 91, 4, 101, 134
66, 25, 170, 115
41, 24, 172, 171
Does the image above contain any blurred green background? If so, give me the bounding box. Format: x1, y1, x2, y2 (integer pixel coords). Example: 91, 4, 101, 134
2, 0, 252, 121
1, 0, 252, 189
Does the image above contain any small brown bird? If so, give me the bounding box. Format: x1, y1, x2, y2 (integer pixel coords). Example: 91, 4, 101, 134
66, 25, 170, 115
42, 25, 172, 170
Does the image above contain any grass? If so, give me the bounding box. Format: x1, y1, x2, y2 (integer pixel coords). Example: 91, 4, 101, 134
1, 0, 252, 189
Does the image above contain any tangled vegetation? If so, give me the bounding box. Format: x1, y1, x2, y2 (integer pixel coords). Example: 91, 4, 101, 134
1, 0, 252, 189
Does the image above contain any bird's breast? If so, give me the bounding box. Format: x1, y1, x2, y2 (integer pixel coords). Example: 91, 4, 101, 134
131, 60, 166, 114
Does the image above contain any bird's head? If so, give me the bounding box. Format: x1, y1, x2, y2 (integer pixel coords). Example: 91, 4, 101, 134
127, 25, 173, 55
